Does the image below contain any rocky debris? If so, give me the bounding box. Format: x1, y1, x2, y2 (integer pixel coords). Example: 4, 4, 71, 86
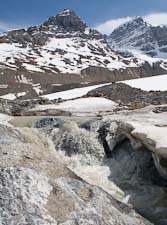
108, 17, 167, 57
1, 82, 167, 117
0, 98, 36, 115
0, 98, 70, 116
1, 60, 166, 100
86, 83, 167, 107
0, 99, 14, 115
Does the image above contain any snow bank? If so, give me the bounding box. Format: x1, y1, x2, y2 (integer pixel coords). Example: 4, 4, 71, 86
131, 124, 167, 157
33, 97, 117, 112
42, 83, 111, 100
121, 74, 167, 91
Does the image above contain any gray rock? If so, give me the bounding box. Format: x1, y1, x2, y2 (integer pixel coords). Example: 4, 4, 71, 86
0, 167, 151, 225
86, 83, 167, 107
34, 117, 64, 129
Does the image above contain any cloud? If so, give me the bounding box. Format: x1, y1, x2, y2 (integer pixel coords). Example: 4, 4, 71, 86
95, 12, 167, 35
0, 21, 22, 34
95, 17, 132, 35
143, 13, 167, 26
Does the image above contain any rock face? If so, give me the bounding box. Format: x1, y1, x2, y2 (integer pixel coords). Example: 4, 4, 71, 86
108, 17, 167, 57
44, 9, 87, 33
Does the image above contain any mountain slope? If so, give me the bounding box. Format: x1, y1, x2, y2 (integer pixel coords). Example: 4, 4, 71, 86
0, 9, 129, 74
0, 10, 167, 99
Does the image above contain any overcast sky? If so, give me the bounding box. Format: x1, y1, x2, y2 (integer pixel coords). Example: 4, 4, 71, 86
0, 0, 167, 34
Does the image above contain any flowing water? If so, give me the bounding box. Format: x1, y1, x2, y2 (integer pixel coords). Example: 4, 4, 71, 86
106, 139, 167, 225
49, 119, 167, 225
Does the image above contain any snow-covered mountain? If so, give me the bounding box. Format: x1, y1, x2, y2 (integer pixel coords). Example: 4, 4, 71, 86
108, 17, 167, 58
0, 10, 167, 99
0, 9, 119, 74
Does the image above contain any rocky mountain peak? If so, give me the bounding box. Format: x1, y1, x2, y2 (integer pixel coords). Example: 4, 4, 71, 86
108, 15, 167, 57
129, 17, 146, 25
43, 9, 87, 32
114, 17, 149, 34
0, 9, 102, 47
108, 16, 155, 55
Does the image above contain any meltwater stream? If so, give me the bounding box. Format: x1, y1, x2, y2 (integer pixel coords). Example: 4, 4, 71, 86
106, 139, 167, 225
43, 119, 167, 225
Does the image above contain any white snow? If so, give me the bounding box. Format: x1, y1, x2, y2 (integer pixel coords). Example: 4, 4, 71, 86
17, 92, 27, 98
121, 74, 167, 91
42, 83, 111, 100
0, 37, 140, 74
22, 63, 44, 73
0, 85, 8, 88
33, 97, 118, 112
0, 93, 16, 100
32, 84, 43, 95
103, 105, 167, 158
132, 125, 167, 152
0, 92, 27, 100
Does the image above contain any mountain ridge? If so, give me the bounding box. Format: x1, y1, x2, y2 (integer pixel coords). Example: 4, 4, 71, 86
0, 9, 166, 99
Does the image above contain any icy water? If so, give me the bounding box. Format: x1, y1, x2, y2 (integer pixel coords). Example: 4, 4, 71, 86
106, 140, 167, 225
51, 120, 167, 225
12, 116, 167, 225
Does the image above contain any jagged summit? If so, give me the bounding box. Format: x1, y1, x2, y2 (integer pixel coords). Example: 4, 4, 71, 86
58, 9, 73, 16
0, 9, 102, 47
57, 9, 81, 18
43, 9, 87, 32
112, 16, 149, 34
126, 17, 147, 25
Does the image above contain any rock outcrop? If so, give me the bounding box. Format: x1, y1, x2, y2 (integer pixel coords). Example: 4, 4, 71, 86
86, 83, 167, 107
